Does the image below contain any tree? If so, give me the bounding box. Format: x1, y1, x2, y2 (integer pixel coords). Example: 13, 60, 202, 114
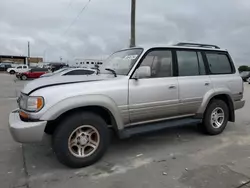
238, 65, 250, 73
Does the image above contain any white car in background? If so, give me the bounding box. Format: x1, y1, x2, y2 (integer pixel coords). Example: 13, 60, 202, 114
7, 65, 30, 74
247, 77, 250, 84
40, 68, 97, 78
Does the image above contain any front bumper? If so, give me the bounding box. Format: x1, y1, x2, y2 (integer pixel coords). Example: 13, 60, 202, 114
234, 100, 245, 110
9, 109, 47, 143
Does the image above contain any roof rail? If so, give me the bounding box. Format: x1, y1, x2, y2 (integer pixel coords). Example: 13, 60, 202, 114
175, 42, 220, 49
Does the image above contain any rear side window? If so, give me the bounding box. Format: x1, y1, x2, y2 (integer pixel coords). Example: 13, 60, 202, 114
206, 53, 233, 74
177, 51, 199, 76
197, 52, 206, 75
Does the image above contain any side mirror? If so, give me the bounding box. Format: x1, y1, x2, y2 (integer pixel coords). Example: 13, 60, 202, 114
133, 66, 151, 79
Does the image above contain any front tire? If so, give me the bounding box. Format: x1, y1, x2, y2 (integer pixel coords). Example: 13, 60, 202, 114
53, 112, 110, 168
202, 99, 229, 135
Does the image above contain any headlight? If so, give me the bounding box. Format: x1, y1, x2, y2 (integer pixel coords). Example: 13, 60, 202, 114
27, 96, 44, 112
18, 94, 44, 112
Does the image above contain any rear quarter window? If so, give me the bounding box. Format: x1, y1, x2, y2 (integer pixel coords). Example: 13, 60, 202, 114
206, 52, 234, 74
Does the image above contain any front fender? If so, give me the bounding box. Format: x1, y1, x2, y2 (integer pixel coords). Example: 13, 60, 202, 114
197, 87, 234, 115
40, 95, 125, 130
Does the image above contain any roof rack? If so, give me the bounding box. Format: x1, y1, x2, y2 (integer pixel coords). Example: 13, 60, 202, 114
175, 42, 220, 49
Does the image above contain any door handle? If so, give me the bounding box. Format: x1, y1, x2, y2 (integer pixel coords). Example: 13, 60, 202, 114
205, 82, 210, 86
169, 85, 176, 89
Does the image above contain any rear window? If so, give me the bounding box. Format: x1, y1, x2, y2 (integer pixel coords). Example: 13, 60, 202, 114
206, 53, 233, 74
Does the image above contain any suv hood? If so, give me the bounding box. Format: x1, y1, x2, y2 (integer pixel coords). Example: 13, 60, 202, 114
22, 74, 117, 94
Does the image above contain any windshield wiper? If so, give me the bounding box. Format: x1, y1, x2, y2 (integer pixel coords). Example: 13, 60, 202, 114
105, 68, 117, 77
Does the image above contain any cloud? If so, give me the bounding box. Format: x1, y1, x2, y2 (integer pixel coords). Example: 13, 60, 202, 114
0, 0, 250, 65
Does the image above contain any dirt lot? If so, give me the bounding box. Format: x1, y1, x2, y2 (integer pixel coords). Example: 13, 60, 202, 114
1, 73, 250, 188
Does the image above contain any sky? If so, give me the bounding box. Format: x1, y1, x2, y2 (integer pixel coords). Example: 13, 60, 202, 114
0, 0, 250, 65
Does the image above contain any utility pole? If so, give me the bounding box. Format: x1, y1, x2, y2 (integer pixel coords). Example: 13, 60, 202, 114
28, 41, 30, 66
130, 0, 136, 47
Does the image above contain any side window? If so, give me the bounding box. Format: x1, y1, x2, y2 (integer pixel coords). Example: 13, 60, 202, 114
17, 66, 22, 69
82, 70, 94, 75
64, 70, 77, 75
206, 53, 233, 74
23, 66, 27, 69
74, 70, 94, 75
197, 52, 206, 75
177, 51, 199, 76
64, 70, 94, 75
140, 50, 172, 78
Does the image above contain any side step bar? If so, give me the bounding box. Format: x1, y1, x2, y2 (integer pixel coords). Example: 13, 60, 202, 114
119, 117, 201, 139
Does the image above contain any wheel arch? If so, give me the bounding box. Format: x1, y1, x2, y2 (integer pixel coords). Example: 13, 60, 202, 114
197, 89, 235, 122
42, 95, 124, 134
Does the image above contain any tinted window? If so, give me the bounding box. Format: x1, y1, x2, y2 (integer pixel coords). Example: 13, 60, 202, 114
140, 50, 172, 78
177, 51, 199, 76
31, 68, 46, 72
23, 66, 28, 68
197, 52, 206, 75
206, 53, 233, 74
64, 70, 94, 75
17, 66, 22, 69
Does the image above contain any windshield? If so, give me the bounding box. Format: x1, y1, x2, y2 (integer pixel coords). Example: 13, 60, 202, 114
101, 48, 143, 75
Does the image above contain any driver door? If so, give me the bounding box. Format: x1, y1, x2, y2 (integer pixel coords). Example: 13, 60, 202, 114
128, 49, 179, 124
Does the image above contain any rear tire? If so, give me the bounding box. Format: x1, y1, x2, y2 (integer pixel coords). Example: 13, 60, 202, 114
53, 112, 110, 168
202, 99, 229, 135
10, 70, 15, 74
21, 75, 27, 80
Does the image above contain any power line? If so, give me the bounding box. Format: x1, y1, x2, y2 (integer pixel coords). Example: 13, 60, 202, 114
63, 0, 92, 35
43, 0, 92, 60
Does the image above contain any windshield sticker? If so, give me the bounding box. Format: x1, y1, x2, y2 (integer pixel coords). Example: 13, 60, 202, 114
123, 55, 138, 60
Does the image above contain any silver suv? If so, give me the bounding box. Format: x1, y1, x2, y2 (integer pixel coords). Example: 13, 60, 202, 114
9, 43, 245, 168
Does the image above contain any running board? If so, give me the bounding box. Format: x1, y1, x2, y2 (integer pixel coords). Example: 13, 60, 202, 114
119, 117, 201, 139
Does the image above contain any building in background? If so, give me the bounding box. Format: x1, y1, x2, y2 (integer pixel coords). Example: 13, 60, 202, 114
0, 55, 27, 64
0, 55, 43, 66
74, 58, 106, 69
28, 57, 43, 64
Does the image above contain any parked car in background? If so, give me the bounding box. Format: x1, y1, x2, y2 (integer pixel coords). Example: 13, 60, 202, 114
7, 65, 29, 74
40, 68, 96, 78
17, 68, 49, 80
9, 43, 245, 168
48, 63, 68, 72
240, 71, 250, 82
0, 63, 12, 71
247, 77, 250, 84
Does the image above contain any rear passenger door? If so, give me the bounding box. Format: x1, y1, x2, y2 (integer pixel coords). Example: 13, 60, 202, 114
205, 52, 242, 101
176, 50, 213, 115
